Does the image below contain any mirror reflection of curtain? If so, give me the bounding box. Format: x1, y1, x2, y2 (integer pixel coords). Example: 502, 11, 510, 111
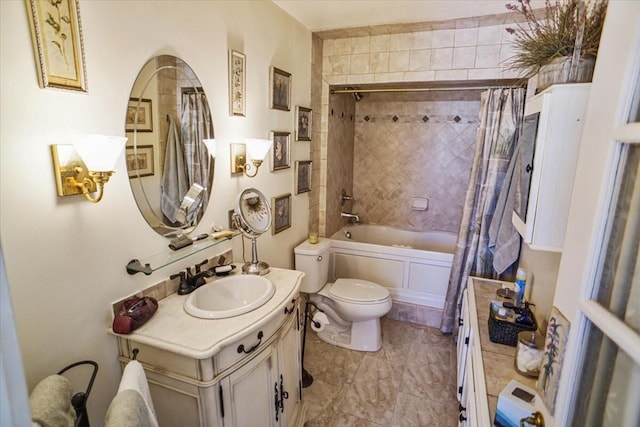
161, 118, 188, 224
440, 87, 526, 334
181, 90, 213, 224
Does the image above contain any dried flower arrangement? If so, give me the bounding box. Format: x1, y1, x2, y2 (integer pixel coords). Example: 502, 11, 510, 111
505, 0, 608, 80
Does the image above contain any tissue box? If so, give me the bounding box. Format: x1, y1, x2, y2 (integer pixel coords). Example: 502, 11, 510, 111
494, 380, 537, 427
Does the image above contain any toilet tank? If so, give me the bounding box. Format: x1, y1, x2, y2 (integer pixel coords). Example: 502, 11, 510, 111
294, 238, 331, 293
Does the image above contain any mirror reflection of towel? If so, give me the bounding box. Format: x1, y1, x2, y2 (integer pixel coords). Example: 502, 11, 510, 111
161, 118, 188, 223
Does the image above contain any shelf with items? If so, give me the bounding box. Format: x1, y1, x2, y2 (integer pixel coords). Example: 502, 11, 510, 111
126, 231, 239, 275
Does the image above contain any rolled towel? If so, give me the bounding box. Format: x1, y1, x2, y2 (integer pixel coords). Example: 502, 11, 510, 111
29, 375, 76, 427
115, 361, 159, 427
105, 389, 154, 427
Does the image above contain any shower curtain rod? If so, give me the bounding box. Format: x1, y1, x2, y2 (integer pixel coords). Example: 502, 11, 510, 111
330, 85, 521, 94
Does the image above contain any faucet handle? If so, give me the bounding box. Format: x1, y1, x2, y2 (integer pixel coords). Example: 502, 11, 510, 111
170, 271, 186, 281
194, 259, 208, 274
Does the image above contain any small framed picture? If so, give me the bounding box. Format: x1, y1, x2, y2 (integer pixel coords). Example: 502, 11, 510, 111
228, 209, 238, 230
25, 0, 88, 92
126, 145, 154, 178
229, 49, 246, 116
126, 98, 153, 132
272, 193, 291, 234
296, 106, 312, 141
270, 66, 291, 111
295, 161, 312, 194
271, 131, 291, 171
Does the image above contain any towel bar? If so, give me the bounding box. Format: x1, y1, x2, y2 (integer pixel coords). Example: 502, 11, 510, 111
57, 360, 98, 427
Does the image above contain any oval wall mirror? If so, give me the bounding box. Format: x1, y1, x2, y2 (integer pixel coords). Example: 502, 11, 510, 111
126, 55, 215, 237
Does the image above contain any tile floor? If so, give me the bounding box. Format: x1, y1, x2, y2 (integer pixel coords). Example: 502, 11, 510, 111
302, 317, 459, 427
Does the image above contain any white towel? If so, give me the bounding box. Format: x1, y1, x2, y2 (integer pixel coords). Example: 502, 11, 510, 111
112, 361, 159, 427
105, 390, 154, 427
29, 375, 76, 427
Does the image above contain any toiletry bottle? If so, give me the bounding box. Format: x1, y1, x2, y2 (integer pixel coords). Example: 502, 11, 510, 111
515, 267, 527, 307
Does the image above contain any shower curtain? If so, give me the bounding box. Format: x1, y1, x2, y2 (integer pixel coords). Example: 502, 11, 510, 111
180, 91, 214, 224
440, 87, 526, 334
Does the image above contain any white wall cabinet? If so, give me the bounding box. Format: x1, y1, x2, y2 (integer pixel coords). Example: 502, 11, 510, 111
512, 84, 591, 251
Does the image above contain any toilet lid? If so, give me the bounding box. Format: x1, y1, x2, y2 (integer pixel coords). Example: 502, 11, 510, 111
329, 278, 389, 303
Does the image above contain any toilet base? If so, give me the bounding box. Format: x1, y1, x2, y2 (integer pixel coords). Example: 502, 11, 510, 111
316, 318, 382, 352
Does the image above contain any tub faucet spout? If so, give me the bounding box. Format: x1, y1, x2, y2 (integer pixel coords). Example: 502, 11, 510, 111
341, 212, 360, 224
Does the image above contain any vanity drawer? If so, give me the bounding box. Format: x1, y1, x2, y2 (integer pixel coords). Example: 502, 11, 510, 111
118, 338, 215, 382
215, 297, 298, 375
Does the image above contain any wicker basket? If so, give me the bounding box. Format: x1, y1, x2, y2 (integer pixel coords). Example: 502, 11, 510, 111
537, 56, 595, 92
488, 304, 537, 347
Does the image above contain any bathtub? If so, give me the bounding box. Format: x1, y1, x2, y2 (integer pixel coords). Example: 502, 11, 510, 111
329, 224, 456, 309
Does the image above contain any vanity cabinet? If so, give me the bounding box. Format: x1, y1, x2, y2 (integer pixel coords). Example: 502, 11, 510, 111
218, 306, 302, 427
456, 277, 538, 426
113, 268, 306, 427
512, 83, 591, 251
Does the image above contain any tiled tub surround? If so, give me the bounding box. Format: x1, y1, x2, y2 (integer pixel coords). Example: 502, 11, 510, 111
320, 15, 521, 86
320, 90, 480, 236
303, 317, 458, 426
353, 91, 480, 232
313, 11, 524, 237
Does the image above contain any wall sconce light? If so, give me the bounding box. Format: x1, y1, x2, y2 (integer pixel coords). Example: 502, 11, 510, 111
51, 135, 127, 203
230, 138, 272, 178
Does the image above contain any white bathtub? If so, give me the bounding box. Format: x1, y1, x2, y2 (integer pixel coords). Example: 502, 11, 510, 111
329, 224, 456, 309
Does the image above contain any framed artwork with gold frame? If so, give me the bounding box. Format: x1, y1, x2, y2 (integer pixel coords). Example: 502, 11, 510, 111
25, 0, 88, 91
126, 145, 154, 178
295, 160, 312, 194
229, 49, 246, 116
270, 131, 291, 171
272, 193, 291, 234
270, 66, 291, 111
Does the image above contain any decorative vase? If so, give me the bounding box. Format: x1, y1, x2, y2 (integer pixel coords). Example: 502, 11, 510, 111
536, 56, 596, 92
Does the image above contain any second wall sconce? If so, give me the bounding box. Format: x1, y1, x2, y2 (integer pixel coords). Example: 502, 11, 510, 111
230, 138, 272, 178
51, 135, 127, 203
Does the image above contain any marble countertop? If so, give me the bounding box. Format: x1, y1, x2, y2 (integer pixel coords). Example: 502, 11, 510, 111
471, 277, 538, 421
109, 267, 303, 360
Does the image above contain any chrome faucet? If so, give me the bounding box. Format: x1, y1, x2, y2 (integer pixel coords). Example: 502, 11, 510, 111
341, 212, 360, 224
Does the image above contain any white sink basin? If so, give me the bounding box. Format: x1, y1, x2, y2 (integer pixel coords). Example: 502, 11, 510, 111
184, 275, 275, 319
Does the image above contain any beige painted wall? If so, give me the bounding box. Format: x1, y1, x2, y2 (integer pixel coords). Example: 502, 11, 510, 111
0, 1, 310, 424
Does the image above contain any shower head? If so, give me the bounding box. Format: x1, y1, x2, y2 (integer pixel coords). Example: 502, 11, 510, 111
353, 92, 363, 102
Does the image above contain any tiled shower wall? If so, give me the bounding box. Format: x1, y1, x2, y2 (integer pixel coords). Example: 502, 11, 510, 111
312, 11, 523, 236
322, 94, 356, 237
352, 91, 481, 232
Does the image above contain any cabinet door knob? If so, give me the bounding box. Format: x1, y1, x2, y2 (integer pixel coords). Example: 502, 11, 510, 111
526, 164, 533, 173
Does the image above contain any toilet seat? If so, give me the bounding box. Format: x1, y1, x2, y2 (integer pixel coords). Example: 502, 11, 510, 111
328, 278, 390, 304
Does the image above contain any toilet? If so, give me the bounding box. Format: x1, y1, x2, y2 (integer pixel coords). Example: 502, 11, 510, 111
294, 238, 392, 351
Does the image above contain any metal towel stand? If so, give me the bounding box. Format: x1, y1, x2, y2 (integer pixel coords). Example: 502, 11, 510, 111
57, 360, 98, 427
